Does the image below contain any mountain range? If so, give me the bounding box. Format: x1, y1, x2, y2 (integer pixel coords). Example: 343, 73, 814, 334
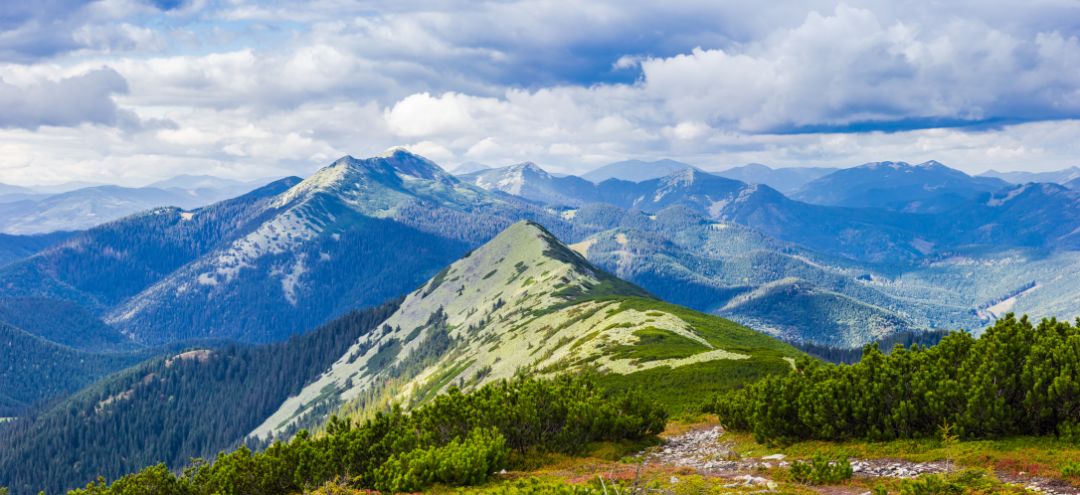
980, 166, 1080, 185
0, 220, 799, 494
712, 163, 837, 193
6, 149, 1080, 493
580, 158, 698, 183
792, 160, 1010, 212
6, 151, 1080, 352
0, 176, 272, 234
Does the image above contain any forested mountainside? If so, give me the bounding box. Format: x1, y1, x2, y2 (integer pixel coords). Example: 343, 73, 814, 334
0, 322, 144, 417
0, 177, 301, 312
0, 297, 132, 351
0, 231, 71, 267
0, 302, 399, 495
253, 221, 800, 440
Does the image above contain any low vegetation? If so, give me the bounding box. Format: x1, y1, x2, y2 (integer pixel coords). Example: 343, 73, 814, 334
711, 315, 1080, 444
65, 376, 665, 495
788, 454, 853, 485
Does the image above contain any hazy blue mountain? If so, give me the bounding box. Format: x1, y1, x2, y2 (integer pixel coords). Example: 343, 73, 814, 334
459, 162, 600, 206
980, 166, 1080, 185
0, 184, 45, 204
146, 174, 246, 190
0, 177, 282, 235
793, 160, 1009, 212
947, 182, 1080, 249
26, 181, 106, 194
451, 161, 492, 174
0, 297, 133, 352
1066, 176, 1080, 189
712, 163, 837, 193
569, 205, 975, 345
582, 158, 698, 183
0, 231, 71, 267
0, 186, 198, 234
0, 183, 34, 195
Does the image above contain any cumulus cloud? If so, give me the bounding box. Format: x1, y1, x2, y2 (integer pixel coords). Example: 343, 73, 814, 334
0, 68, 132, 129
635, 6, 1080, 132
2, 0, 1080, 185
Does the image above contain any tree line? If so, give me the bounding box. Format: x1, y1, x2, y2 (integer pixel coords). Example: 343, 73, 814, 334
0, 301, 400, 495
711, 314, 1080, 443
65, 375, 666, 495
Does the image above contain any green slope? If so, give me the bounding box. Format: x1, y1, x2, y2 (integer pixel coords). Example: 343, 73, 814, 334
253, 220, 801, 439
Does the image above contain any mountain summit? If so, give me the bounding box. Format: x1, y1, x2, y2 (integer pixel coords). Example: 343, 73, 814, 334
99, 150, 556, 344
459, 162, 599, 206
252, 220, 796, 438
793, 160, 1009, 212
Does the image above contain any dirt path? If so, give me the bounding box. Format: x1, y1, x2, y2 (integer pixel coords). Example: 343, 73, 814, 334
640, 426, 1080, 494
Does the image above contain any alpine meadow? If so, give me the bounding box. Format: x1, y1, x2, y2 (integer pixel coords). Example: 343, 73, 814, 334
3, 2, 1080, 495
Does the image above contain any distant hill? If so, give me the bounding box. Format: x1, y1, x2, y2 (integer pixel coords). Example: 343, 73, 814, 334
0, 231, 70, 267
980, 166, 1080, 185
582, 158, 698, 183
0, 177, 279, 235
458, 162, 600, 206
712, 163, 837, 193
451, 161, 492, 174
793, 160, 1009, 212
0, 297, 132, 352
0, 321, 143, 417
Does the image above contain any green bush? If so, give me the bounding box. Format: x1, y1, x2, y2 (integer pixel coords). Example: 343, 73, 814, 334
788, 455, 852, 485
712, 315, 1080, 443
456, 477, 605, 494
1061, 461, 1080, 478
373, 427, 508, 493
894, 469, 999, 495
69, 465, 189, 495
63, 376, 665, 495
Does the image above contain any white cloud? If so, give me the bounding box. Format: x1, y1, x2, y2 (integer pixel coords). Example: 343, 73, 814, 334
0, 67, 131, 129
2, 0, 1080, 186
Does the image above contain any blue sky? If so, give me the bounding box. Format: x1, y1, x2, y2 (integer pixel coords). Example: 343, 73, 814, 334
2, 0, 1080, 185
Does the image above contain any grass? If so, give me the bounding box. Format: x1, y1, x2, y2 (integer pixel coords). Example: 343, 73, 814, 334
608, 327, 711, 363
611, 298, 802, 357
591, 356, 792, 417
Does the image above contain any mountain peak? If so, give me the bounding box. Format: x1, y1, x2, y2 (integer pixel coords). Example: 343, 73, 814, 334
582, 158, 697, 183
508, 161, 550, 176
860, 160, 911, 170
252, 220, 654, 437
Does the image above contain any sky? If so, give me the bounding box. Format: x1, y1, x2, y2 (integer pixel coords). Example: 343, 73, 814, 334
2, 0, 1080, 186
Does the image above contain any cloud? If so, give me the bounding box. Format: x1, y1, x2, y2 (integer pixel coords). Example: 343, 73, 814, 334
0, 0, 178, 62
3, 0, 1080, 185
0, 68, 131, 129
636, 6, 1080, 132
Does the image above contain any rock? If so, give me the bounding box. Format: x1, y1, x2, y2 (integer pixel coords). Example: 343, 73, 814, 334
762, 453, 786, 460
